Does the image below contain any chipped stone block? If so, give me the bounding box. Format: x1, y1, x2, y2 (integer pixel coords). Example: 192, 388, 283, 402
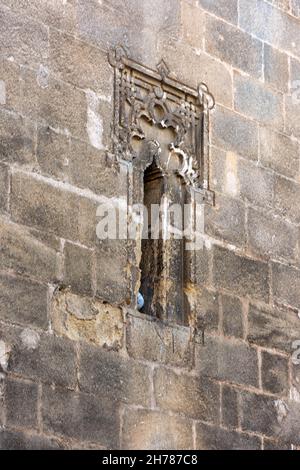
52, 290, 124, 350
121, 409, 193, 450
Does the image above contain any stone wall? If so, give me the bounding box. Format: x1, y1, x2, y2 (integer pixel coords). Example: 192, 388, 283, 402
1, 0, 300, 450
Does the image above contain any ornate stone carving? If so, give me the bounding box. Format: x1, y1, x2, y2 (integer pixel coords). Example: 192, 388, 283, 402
108, 46, 215, 204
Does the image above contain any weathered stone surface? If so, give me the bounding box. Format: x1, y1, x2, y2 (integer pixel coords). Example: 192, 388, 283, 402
95, 240, 129, 304
0, 59, 21, 113
5, 377, 38, 429
0, 273, 48, 329
211, 106, 259, 161
263, 438, 291, 450
42, 385, 119, 447
157, 40, 232, 107
64, 241, 93, 296
205, 194, 246, 247
195, 335, 259, 387
261, 350, 289, 395
247, 208, 298, 261
154, 367, 220, 422
199, 0, 238, 23
213, 245, 270, 302
121, 408, 193, 450
196, 423, 261, 450
205, 15, 263, 78
239, 0, 300, 58
291, 0, 300, 17
0, 163, 8, 212
264, 44, 289, 93
21, 68, 88, 141
77, 0, 181, 60
180, 1, 204, 49
237, 157, 275, 209
234, 73, 284, 130
2, 0, 77, 34
126, 314, 193, 367
222, 385, 239, 429
260, 127, 299, 179
79, 343, 151, 407
0, 430, 63, 450
272, 262, 300, 309
10, 170, 99, 246
0, 216, 59, 282
274, 176, 300, 224
185, 286, 219, 333
4, 325, 77, 388
248, 303, 300, 353
222, 295, 244, 339
210, 149, 274, 209
49, 29, 113, 96
0, 4, 48, 67
241, 391, 300, 444
0, 109, 36, 166
52, 290, 124, 349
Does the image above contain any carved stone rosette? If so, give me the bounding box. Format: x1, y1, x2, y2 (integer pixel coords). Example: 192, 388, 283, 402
108, 46, 215, 205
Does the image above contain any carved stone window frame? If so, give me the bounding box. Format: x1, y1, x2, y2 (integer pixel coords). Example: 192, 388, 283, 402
107, 46, 216, 325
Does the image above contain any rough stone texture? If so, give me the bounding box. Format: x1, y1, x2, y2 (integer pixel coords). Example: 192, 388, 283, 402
205, 15, 263, 78
261, 350, 289, 395
126, 313, 193, 367
154, 367, 220, 422
213, 245, 270, 302
1, 0, 300, 451
221, 295, 244, 339
248, 303, 300, 353
211, 106, 259, 161
196, 423, 261, 450
234, 72, 284, 131
195, 335, 259, 388
264, 44, 289, 93
122, 409, 193, 450
52, 290, 124, 349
